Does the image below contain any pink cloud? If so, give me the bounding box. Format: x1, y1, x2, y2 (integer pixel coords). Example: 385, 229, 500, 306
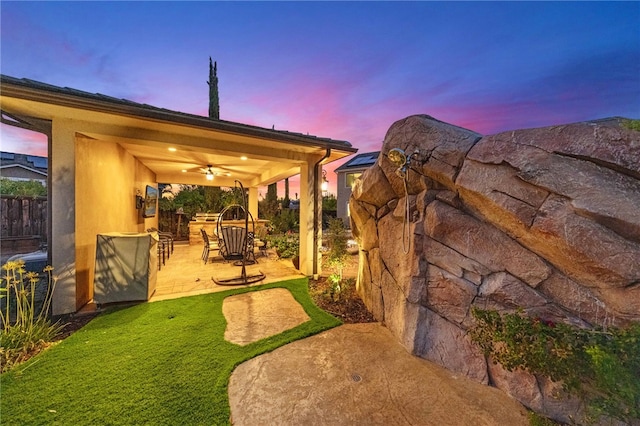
0, 125, 48, 156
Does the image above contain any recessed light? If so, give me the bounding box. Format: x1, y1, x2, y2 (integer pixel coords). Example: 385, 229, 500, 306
240, 156, 248, 161
168, 147, 177, 152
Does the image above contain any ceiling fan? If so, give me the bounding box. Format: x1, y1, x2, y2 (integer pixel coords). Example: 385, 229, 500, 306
198, 164, 231, 181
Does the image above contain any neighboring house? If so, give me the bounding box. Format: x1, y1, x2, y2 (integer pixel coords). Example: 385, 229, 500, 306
334, 151, 379, 226
0, 151, 48, 184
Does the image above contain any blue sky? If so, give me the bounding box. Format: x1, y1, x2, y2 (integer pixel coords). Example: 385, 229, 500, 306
1, 1, 639, 192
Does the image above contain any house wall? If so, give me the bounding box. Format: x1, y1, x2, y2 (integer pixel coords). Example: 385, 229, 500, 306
0, 166, 47, 182
51, 125, 157, 316
336, 170, 350, 226
74, 135, 157, 311
337, 168, 369, 227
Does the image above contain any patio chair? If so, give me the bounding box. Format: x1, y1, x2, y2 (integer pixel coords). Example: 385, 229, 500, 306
246, 231, 261, 263
253, 227, 268, 258
147, 227, 173, 259
147, 228, 168, 269
218, 226, 247, 262
201, 228, 219, 264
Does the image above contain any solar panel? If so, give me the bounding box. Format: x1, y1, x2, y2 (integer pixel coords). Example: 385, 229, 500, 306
0, 152, 15, 160
349, 154, 378, 166
27, 156, 48, 169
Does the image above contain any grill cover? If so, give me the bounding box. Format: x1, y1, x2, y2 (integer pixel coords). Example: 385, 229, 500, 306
94, 232, 158, 304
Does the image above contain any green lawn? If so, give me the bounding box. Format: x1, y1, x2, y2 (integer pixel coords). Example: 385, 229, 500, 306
1, 278, 341, 425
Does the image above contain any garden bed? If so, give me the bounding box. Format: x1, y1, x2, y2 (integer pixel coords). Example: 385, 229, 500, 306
311, 251, 375, 324
308, 276, 375, 324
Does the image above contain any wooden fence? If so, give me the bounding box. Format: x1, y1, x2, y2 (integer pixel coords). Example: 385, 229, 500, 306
1, 195, 47, 253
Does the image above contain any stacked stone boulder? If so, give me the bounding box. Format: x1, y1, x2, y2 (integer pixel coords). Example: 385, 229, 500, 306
350, 115, 640, 423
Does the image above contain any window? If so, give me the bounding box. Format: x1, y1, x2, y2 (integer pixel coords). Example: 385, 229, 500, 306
346, 172, 362, 188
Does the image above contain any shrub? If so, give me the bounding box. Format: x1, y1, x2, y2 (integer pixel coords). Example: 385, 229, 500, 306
470, 308, 640, 424
622, 119, 640, 131
327, 274, 342, 301
325, 218, 348, 280
326, 274, 354, 302
1, 260, 63, 372
266, 233, 299, 259
267, 209, 299, 234
0, 178, 47, 197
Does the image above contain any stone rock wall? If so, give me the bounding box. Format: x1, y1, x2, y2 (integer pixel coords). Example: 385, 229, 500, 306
350, 115, 640, 424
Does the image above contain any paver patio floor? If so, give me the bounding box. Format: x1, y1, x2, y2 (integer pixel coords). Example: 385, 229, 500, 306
151, 242, 303, 302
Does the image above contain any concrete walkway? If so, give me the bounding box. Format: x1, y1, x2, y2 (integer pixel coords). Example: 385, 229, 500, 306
226, 288, 529, 426
222, 288, 310, 346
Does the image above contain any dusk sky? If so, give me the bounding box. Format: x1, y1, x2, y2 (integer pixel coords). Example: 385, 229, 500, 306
1, 1, 639, 194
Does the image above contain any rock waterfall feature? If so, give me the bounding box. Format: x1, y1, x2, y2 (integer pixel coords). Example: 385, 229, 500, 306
350, 115, 639, 423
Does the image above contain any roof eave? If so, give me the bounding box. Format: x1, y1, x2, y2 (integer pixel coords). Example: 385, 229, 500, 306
0, 164, 48, 176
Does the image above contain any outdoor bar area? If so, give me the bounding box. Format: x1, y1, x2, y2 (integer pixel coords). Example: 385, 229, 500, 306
188, 213, 269, 246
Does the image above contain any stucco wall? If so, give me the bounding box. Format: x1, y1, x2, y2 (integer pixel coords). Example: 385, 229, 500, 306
75, 135, 157, 309
336, 170, 351, 226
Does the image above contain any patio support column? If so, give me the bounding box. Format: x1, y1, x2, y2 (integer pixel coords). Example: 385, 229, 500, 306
50, 119, 77, 315
298, 161, 316, 276
247, 186, 258, 221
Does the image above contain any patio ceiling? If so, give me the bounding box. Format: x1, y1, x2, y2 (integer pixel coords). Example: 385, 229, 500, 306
0, 75, 357, 188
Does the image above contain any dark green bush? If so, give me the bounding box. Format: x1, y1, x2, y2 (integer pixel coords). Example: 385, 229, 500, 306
267, 209, 299, 234
266, 233, 299, 259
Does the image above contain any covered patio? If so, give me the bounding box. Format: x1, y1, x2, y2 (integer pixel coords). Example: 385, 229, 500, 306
0, 74, 356, 315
